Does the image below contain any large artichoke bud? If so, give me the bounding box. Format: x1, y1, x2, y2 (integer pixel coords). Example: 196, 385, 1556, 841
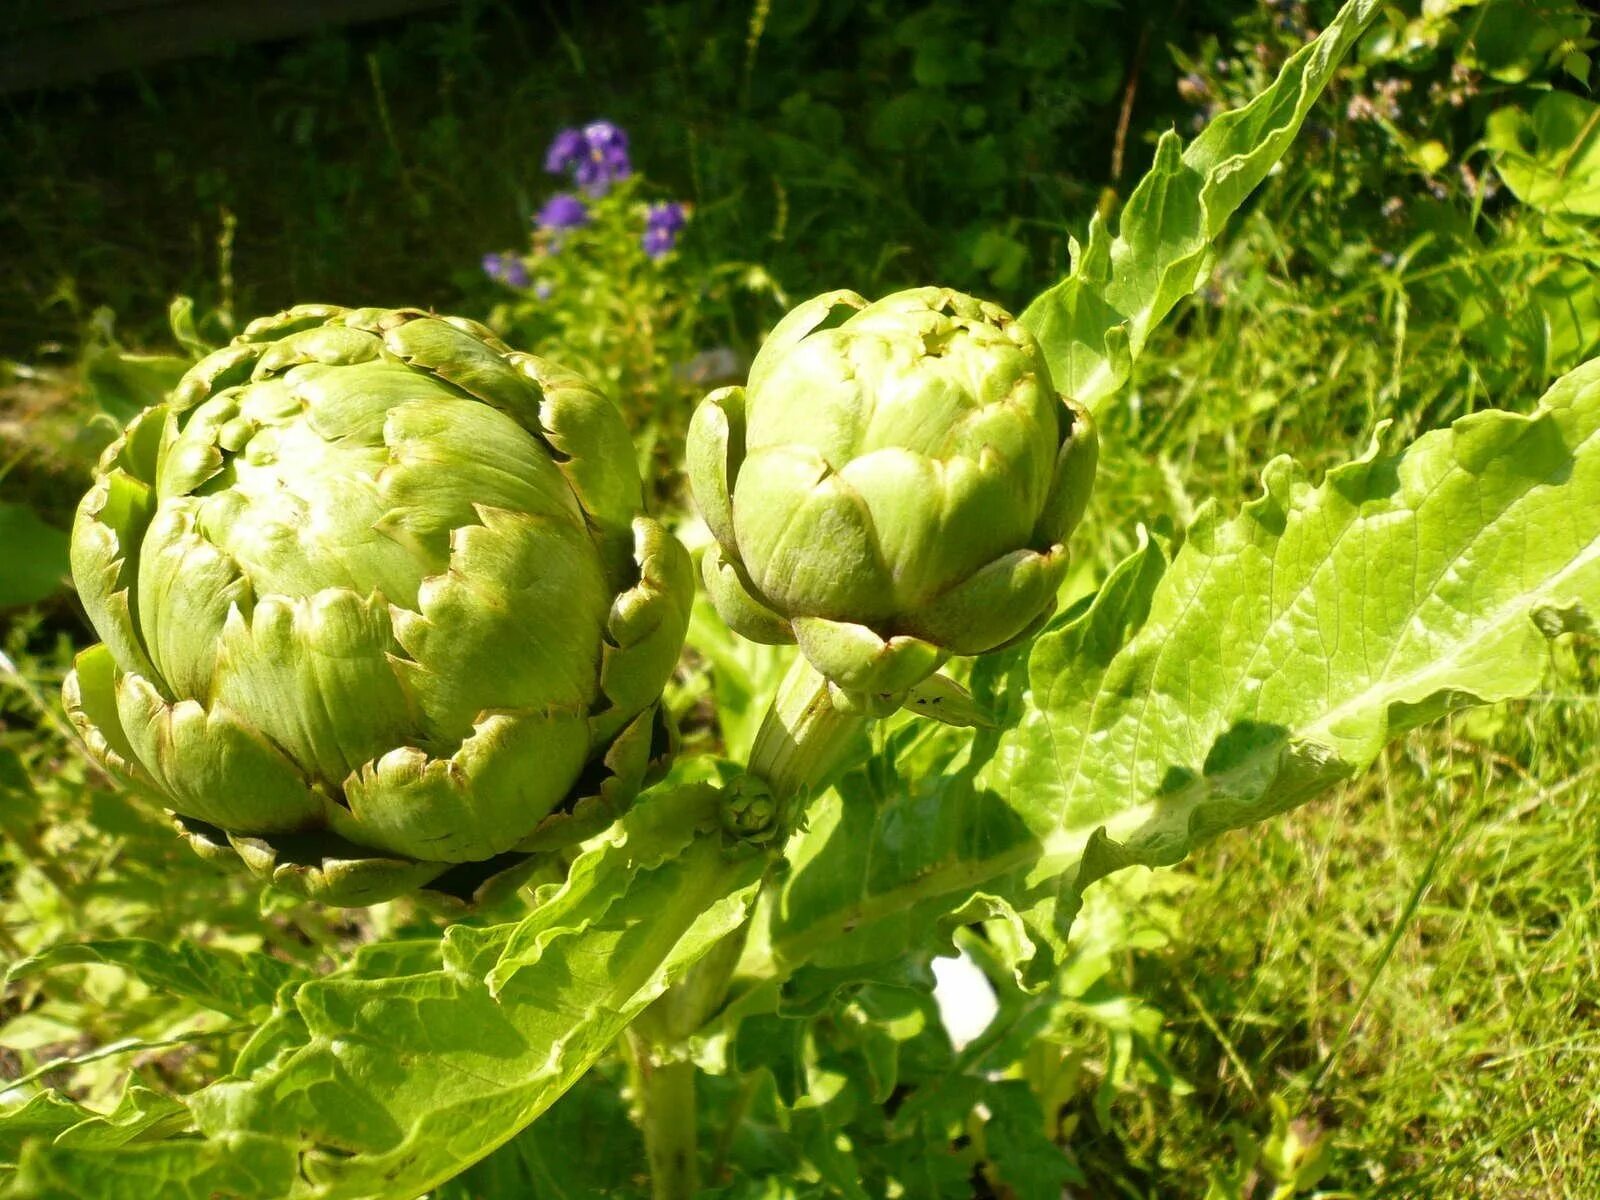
63, 305, 693, 906
688, 287, 1095, 706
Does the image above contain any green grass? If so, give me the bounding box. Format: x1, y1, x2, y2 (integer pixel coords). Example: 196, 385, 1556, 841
1089, 677, 1600, 1196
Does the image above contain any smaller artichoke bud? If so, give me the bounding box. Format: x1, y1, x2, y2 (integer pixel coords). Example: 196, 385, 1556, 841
718, 774, 781, 844
688, 287, 1095, 707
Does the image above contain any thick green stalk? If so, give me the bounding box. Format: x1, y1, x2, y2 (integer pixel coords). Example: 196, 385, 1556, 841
636, 918, 752, 1042
629, 1033, 700, 1200
630, 658, 864, 1198
626, 897, 750, 1200
746, 656, 868, 801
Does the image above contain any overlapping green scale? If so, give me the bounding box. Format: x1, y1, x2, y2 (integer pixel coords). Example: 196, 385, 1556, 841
63, 304, 693, 905
688, 285, 1097, 705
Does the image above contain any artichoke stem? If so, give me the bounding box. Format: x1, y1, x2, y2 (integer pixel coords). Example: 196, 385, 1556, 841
635, 918, 752, 1044
747, 657, 868, 802
628, 1034, 700, 1200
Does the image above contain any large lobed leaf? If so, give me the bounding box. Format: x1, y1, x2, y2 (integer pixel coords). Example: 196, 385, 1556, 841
738, 356, 1600, 993
1021, 0, 1380, 415
6, 784, 770, 1199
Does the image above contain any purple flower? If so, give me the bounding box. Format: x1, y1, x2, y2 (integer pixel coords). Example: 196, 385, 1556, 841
642, 201, 687, 259
546, 120, 632, 195
481, 252, 530, 288
544, 127, 586, 175
536, 192, 589, 231
576, 121, 631, 194
646, 201, 687, 234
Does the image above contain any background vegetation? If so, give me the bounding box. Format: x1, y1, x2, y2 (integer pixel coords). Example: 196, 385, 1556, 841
2, 0, 1597, 1195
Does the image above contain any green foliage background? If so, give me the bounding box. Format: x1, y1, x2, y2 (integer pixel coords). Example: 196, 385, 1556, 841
0, 0, 1237, 356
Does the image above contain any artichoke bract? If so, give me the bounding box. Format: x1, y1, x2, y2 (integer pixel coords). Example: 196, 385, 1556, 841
64, 305, 693, 906
688, 287, 1095, 703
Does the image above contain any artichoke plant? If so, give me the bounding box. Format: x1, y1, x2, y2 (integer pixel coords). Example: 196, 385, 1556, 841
688, 287, 1096, 706
63, 305, 693, 905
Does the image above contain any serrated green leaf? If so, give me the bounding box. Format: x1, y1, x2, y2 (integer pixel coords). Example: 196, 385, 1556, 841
980, 1080, 1081, 1198
1, 1084, 191, 1182
740, 356, 1600, 991
9, 783, 771, 1199
1, 1095, 86, 1167
48, 1086, 190, 1151
863, 1127, 969, 1199
1021, 0, 1380, 414
9, 1133, 293, 1200
5, 940, 305, 1020
485, 780, 726, 997
734, 1014, 812, 1109
789, 1111, 872, 1200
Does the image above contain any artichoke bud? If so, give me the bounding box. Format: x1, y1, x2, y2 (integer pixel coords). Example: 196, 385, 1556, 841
718, 774, 781, 844
63, 305, 693, 907
687, 286, 1096, 706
